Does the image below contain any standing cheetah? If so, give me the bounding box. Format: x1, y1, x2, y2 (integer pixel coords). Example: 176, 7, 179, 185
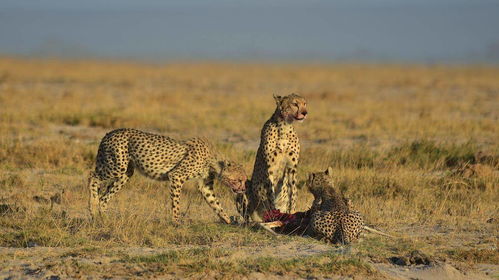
88, 128, 247, 224
237, 93, 307, 222
307, 167, 393, 244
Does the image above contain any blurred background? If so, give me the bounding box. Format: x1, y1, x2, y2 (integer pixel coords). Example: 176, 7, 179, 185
1, 0, 499, 63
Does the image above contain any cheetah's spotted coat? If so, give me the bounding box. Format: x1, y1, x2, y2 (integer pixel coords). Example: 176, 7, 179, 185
237, 93, 307, 222
88, 128, 247, 224
307, 167, 364, 244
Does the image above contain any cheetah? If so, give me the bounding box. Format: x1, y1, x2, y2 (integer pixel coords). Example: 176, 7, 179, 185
306, 167, 393, 244
237, 93, 307, 222
87, 128, 247, 224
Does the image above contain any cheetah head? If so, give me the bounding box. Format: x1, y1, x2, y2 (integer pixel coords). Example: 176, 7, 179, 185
218, 160, 248, 194
307, 167, 351, 209
306, 166, 335, 199
274, 93, 308, 124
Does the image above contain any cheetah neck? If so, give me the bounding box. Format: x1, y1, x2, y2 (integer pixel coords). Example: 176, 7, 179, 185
310, 196, 322, 212
270, 110, 295, 139
320, 188, 349, 212
209, 160, 225, 181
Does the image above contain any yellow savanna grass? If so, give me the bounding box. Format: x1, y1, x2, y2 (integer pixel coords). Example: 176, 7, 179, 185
0, 57, 497, 277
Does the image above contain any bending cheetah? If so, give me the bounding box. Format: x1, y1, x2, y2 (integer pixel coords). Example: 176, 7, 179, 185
88, 128, 247, 224
237, 93, 307, 222
307, 167, 392, 244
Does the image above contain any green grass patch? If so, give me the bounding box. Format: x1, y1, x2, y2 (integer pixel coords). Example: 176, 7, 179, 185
122, 249, 379, 278
125, 251, 180, 264
355, 236, 434, 261
388, 140, 478, 169
445, 248, 499, 264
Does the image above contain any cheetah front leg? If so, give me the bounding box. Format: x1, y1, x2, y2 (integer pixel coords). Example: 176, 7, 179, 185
236, 192, 250, 222
88, 172, 102, 218
273, 178, 289, 212
287, 166, 298, 213
274, 167, 297, 213
267, 160, 284, 211
98, 174, 131, 213
197, 177, 231, 224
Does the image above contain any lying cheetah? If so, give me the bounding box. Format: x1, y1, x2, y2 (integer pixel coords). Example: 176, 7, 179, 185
237, 93, 307, 222
87, 128, 247, 224
307, 167, 392, 244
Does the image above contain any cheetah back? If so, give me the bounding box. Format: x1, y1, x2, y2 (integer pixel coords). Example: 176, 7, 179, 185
96, 128, 188, 181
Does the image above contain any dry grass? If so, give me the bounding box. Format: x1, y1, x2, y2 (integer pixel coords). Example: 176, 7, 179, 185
0, 57, 498, 278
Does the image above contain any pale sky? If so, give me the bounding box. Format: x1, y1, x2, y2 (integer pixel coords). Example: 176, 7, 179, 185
1, 0, 498, 62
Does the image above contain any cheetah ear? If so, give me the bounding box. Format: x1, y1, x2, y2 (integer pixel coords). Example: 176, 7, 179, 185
273, 94, 283, 106
216, 160, 228, 173
306, 173, 314, 188
219, 160, 232, 170
325, 166, 334, 177
297, 180, 306, 190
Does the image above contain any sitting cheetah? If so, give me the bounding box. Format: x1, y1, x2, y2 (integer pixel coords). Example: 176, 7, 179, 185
87, 128, 247, 224
237, 93, 307, 222
307, 167, 392, 244
307, 167, 363, 244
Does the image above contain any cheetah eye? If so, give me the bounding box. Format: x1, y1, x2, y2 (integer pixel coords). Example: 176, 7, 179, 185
293, 102, 299, 107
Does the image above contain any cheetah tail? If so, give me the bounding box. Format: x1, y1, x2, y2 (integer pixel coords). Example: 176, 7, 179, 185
363, 226, 394, 238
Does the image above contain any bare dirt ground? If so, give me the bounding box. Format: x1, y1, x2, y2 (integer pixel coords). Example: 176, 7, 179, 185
1, 244, 497, 279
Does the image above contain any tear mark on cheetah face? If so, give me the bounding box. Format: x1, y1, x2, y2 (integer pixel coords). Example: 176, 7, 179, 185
274, 93, 308, 124
219, 161, 247, 194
